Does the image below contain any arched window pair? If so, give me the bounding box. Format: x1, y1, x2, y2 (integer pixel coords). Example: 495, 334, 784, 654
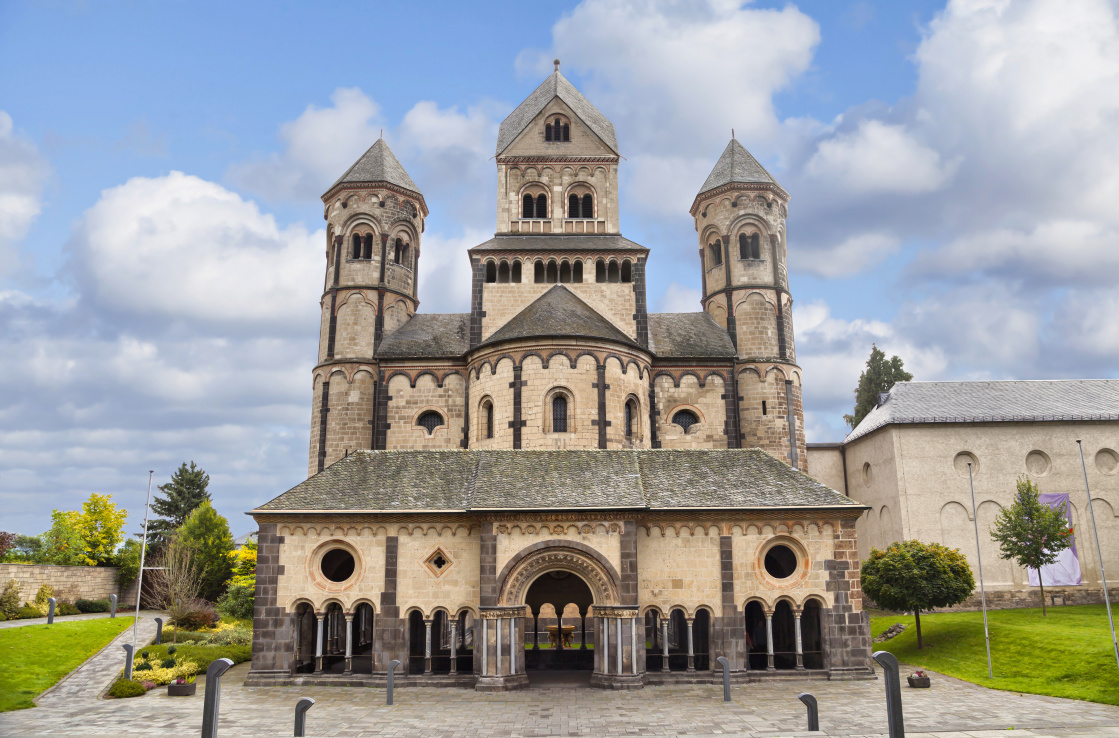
708, 240, 723, 267
533, 259, 582, 284
594, 259, 632, 283
522, 193, 549, 219
393, 238, 411, 268
351, 233, 374, 260
485, 260, 523, 284
568, 193, 594, 219
545, 117, 570, 142
739, 233, 762, 260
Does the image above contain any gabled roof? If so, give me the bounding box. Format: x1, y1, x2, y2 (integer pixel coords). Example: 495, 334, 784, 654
697, 139, 782, 198
846, 379, 1119, 443
376, 314, 470, 359
326, 138, 421, 196
496, 71, 619, 155
479, 285, 639, 350
469, 234, 647, 253
648, 313, 735, 359
251, 449, 860, 513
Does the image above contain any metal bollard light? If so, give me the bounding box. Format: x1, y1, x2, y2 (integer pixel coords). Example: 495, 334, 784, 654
294, 697, 316, 737
47, 597, 56, 624
716, 656, 731, 702
798, 693, 819, 731
872, 650, 905, 738
122, 643, 134, 680
154, 617, 164, 645
386, 659, 401, 706
201, 658, 235, 738
109, 594, 117, 618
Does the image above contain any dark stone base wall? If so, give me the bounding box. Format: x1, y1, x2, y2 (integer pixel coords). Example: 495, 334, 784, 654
823, 519, 874, 676
250, 524, 290, 674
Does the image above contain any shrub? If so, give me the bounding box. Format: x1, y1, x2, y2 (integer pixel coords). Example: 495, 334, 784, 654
129, 659, 199, 686
75, 598, 111, 613
160, 657, 176, 669
33, 584, 55, 614
167, 645, 177, 655
217, 582, 254, 620
108, 678, 146, 698
17, 604, 41, 619
0, 580, 21, 619
57, 601, 81, 616
134, 662, 152, 672
176, 600, 218, 631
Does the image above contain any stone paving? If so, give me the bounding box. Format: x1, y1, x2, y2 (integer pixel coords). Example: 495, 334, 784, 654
36, 614, 159, 705
2, 657, 1118, 737
0, 609, 161, 630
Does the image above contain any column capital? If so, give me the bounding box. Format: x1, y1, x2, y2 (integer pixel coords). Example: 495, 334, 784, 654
345, 613, 355, 622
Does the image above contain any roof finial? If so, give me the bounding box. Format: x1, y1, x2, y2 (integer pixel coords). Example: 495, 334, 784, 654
380, 129, 383, 140
732, 128, 735, 139
554, 58, 561, 73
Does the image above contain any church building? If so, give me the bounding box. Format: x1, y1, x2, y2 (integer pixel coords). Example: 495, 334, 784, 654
247, 67, 874, 689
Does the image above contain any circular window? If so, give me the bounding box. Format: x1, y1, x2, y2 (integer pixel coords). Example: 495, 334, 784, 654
1097, 448, 1119, 475
321, 548, 356, 583
1026, 450, 1051, 476
953, 451, 979, 477
764, 544, 798, 579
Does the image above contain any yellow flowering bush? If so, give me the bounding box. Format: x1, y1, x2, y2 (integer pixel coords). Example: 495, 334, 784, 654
130, 659, 199, 686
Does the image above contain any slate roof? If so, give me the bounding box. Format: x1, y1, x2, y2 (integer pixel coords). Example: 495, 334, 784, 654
376, 314, 470, 359
846, 379, 1119, 443
478, 285, 640, 350
697, 139, 782, 198
469, 234, 647, 253
648, 313, 735, 358
496, 71, 619, 155
252, 449, 858, 513
328, 139, 420, 195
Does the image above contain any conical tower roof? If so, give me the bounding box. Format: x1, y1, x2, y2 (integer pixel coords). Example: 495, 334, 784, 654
496, 70, 619, 155
327, 138, 421, 196
696, 139, 782, 198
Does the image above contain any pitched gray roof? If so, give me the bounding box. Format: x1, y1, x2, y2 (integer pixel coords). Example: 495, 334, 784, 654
252, 449, 857, 513
846, 379, 1119, 442
648, 313, 735, 358
479, 285, 639, 350
376, 314, 470, 359
697, 139, 781, 197
328, 139, 420, 194
470, 234, 647, 252
496, 71, 619, 155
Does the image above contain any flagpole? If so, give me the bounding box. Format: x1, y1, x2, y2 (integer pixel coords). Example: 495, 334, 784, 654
1077, 441, 1119, 674
968, 462, 993, 679
132, 471, 154, 654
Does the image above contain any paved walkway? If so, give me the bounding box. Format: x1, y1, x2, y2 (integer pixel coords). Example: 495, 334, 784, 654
0, 609, 161, 629
2, 659, 1118, 737
35, 614, 160, 706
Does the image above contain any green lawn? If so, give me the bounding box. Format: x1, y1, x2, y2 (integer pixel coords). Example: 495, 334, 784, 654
0, 617, 135, 712
870, 604, 1119, 706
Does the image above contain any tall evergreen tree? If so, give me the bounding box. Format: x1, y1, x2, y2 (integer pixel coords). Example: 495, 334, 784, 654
148, 462, 211, 548
843, 344, 914, 429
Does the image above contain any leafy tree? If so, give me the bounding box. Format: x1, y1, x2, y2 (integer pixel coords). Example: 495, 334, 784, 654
5, 535, 43, 563
41, 511, 89, 566
148, 462, 212, 549
843, 344, 914, 429
0, 532, 15, 561
76, 493, 128, 565
115, 538, 143, 591
179, 501, 234, 601
218, 539, 257, 620
990, 477, 1075, 616
861, 539, 975, 648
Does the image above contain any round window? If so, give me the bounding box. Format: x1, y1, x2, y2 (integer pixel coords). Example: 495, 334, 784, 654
321, 548, 356, 583
764, 544, 798, 579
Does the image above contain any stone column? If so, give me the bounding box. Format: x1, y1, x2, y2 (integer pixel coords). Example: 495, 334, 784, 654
482, 619, 489, 676
602, 616, 609, 674
661, 619, 669, 672
449, 620, 458, 675
765, 611, 775, 671
424, 619, 433, 675
591, 606, 644, 689
615, 617, 623, 675
314, 612, 324, 673
532, 610, 540, 650
509, 617, 517, 675
794, 610, 805, 671
631, 617, 638, 675
580, 610, 587, 650
344, 613, 354, 674
686, 617, 695, 672
476, 606, 527, 691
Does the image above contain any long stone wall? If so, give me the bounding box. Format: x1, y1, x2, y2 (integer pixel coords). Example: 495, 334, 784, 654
0, 563, 134, 604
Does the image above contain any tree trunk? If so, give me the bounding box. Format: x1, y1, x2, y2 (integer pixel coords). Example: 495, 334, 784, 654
914, 608, 923, 649
1038, 571, 1047, 616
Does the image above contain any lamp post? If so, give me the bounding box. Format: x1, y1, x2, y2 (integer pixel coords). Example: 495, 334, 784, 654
132, 471, 154, 655
967, 463, 993, 679
1077, 441, 1119, 675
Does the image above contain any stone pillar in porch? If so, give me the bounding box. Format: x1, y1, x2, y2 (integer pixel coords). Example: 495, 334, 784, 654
475, 606, 528, 692
590, 605, 644, 689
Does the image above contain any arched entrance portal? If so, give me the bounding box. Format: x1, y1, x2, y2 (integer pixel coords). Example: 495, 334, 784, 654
524, 571, 594, 671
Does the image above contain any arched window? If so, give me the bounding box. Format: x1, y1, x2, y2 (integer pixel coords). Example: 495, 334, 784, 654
562, 124, 570, 141
536, 193, 548, 219
552, 395, 567, 433
546, 260, 558, 283
568, 194, 580, 218
545, 123, 553, 142
418, 411, 444, 436
709, 240, 723, 267
486, 402, 494, 439
573, 260, 583, 283
581, 194, 593, 218
751, 233, 761, 259
498, 261, 510, 283
534, 261, 545, 283
624, 398, 638, 438
394, 238, 404, 265
485, 261, 497, 283
672, 409, 699, 432
512, 261, 522, 283
607, 260, 620, 283
740, 233, 761, 260
595, 260, 606, 283
523, 194, 534, 219
559, 261, 571, 283
554, 118, 561, 135
351, 234, 361, 260
362, 234, 373, 260
621, 260, 632, 283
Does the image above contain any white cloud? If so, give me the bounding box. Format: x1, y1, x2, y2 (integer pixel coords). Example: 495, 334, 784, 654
790, 231, 899, 278
0, 111, 51, 276
73, 171, 322, 330
656, 282, 701, 313
415, 228, 488, 313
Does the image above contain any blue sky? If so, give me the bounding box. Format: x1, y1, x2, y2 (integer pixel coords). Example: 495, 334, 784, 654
2, 0, 1118, 538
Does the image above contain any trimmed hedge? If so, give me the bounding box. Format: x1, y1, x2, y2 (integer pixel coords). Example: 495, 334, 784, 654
75, 599, 111, 614
16, 605, 40, 619
108, 678, 146, 698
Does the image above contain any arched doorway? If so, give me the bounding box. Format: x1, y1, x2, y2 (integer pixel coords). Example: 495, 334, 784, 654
292, 602, 316, 674
350, 602, 375, 674
802, 599, 825, 670
524, 571, 594, 671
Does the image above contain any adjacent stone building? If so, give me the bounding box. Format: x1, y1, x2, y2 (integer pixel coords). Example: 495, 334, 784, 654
248, 67, 873, 689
